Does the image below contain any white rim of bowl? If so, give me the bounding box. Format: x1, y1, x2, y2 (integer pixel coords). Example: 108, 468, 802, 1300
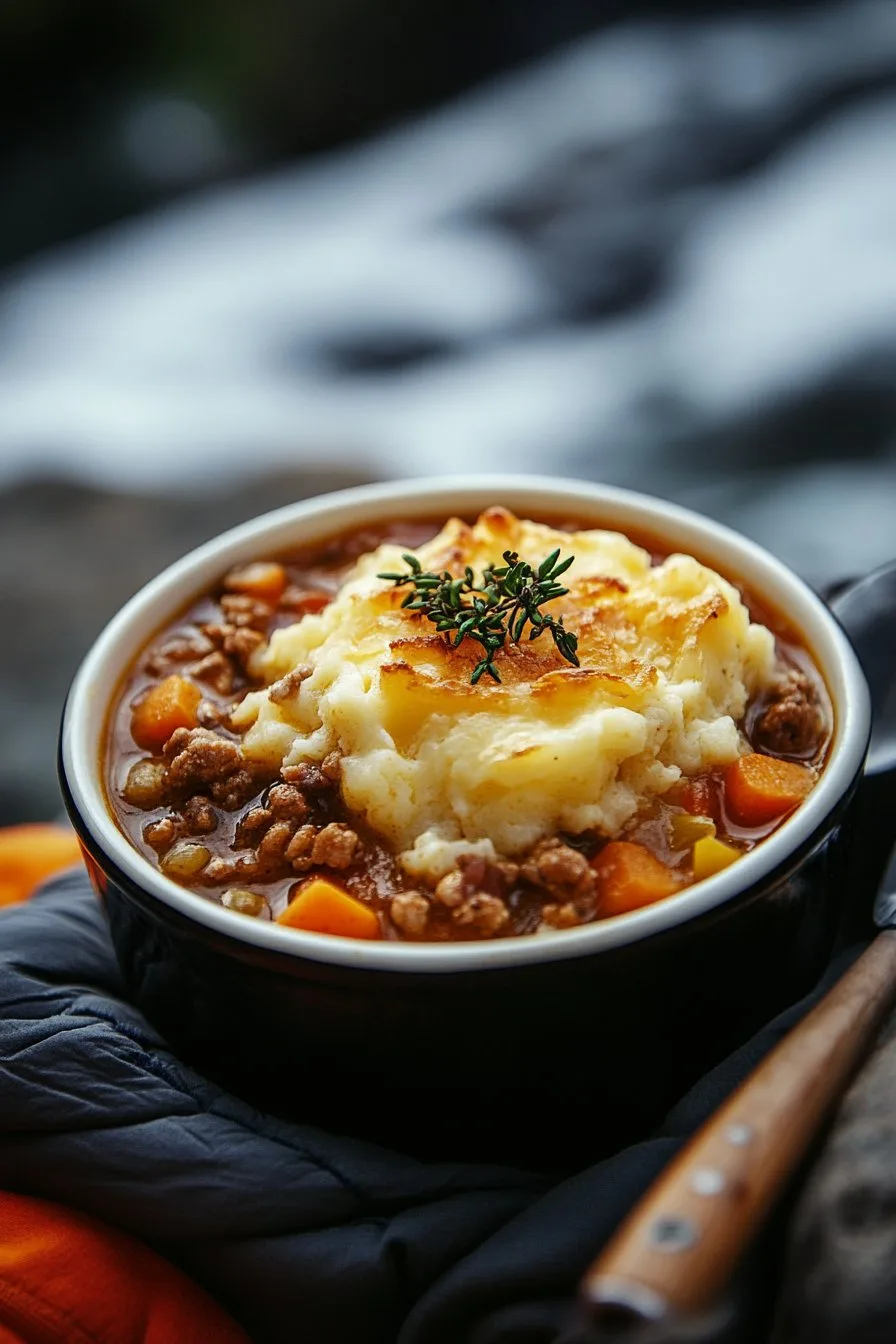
62, 474, 871, 973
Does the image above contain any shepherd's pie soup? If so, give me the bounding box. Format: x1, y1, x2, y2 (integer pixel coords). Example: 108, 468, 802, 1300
107, 508, 830, 940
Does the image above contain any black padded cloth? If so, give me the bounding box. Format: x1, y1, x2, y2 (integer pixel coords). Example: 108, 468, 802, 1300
0, 868, 871, 1344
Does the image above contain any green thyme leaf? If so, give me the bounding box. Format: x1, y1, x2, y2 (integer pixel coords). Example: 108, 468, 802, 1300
377, 545, 580, 686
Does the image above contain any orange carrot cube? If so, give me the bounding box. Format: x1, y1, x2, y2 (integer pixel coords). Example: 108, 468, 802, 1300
593, 840, 682, 918
277, 878, 381, 940
130, 675, 201, 751
223, 562, 286, 604
724, 753, 815, 827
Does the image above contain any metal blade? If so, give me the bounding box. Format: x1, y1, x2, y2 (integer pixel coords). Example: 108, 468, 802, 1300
872, 841, 896, 929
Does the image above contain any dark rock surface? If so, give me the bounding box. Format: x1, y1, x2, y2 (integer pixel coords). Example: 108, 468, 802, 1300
0, 469, 374, 824
772, 1004, 896, 1344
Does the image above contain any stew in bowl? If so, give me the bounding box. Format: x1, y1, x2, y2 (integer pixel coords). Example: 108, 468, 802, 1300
106, 506, 832, 944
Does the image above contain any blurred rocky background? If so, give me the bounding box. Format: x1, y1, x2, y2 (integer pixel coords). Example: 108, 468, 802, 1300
1, 0, 894, 823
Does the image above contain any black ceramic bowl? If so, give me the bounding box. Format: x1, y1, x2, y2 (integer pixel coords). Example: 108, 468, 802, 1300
60, 477, 871, 1168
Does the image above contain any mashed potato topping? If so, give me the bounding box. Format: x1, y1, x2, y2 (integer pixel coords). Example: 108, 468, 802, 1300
231, 508, 776, 879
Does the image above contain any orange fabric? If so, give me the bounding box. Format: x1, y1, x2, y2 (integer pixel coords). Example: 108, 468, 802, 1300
0, 831, 251, 1342
0, 1190, 251, 1344
0, 825, 83, 908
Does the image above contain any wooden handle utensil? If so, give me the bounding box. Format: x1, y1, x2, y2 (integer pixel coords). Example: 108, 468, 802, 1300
581, 930, 896, 1331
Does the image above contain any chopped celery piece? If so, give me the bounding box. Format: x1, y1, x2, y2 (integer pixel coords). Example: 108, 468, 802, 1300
669, 811, 715, 850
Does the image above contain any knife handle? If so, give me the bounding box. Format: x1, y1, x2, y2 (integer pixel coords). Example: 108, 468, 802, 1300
581, 930, 896, 1328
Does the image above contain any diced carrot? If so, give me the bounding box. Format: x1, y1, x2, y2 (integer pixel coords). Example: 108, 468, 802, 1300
130, 675, 202, 751
223, 562, 287, 603
724, 753, 815, 827
281, 587, 332, 617
692, 835, 740, 882
0, 823, 84, 907
592, 840, 682, 918
666, 775, 717, 821
277, 878, 381, 940
296, 591, 331, 615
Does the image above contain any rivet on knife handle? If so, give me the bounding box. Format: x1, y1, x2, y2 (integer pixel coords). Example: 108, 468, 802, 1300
581, 930, 896, 1328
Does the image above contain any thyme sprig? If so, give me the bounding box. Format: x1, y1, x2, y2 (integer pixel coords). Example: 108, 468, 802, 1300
378, 548, 580, 685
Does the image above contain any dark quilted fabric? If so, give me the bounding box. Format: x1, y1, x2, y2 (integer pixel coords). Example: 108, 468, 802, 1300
0, 869, 867, 1344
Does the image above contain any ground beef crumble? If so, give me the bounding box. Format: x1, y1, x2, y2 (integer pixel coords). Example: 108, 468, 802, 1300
219, 593, 273, 629
285, 824, 317, 869
222, 626, 265, 668
202, 855, 237, 885
280, 762, 331, 793
164, 728, 242, 792
145, 633, 213, 676
520, 838, 596, 904
209, 768, 263, 811
453, 894, 509, 935
321, 751, 343, 782
269, 667, 311, 704
389, 891, 430, 936
181, 795, 218, 836
256, 819, 296, 869
267, 784, 308, 821
199, 622, 232, 648
143, 816, 177, 853
188, 651, 235, 695
541, 901, 584, 930
433, 870, 465, 908
754, 668, 824, 758
235, 806, 274, 847
196, 698, 227, 729
429, 855, 519, 936
311, 823, 359, 870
